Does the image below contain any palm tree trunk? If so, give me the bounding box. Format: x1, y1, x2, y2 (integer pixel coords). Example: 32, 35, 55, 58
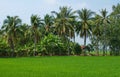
105, 45, 107, 55
34, 35, 37, 56
83, 31, 87, 55
73, 30, 75, 43
103, 24, 106, 56
84, 36, 86, 46
9, 37, 14, 57
96, 46, 99, 56
84, 31, 86, 46
103, 45, 105, 56
96, 39, 99, 56
73, 33, 75, 43
68, 39, 70, 55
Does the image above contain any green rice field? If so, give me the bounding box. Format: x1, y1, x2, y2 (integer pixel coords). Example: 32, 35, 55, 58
0, 56, 120, 77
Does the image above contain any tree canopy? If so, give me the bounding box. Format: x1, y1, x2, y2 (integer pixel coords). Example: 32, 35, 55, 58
0, 4, 120, 57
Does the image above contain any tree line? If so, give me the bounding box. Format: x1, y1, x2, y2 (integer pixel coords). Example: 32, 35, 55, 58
0, 3, 120, 57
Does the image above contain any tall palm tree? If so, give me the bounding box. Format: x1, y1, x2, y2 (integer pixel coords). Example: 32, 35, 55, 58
98, 9, 110, 56
18, 23, 31, 46
30, 14, 43, 56
44, 14, 54, 34
76, 8, 94, 46
52, 6, 76, 55
1, 16, 22, 56
52, 6, 76, 39
111, 3, 120, 15
92, 15, 102, 56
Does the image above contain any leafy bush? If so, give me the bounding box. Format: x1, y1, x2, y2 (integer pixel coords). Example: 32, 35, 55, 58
74, 43, 82, 55
38, 34, 68, 56
0, 42, 11, 57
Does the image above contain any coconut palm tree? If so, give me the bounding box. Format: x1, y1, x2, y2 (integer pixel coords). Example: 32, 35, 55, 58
98, 9, 110, 56
52, 6, 76, 55
30, 14, 43, 56
52, 6, 76, 38
1, 16, 22, 56
91, 15, 102, 56
18, 23, 31, 46
44, 14, 54, 34
111, 3, 120, 15
76, 8, 94, 46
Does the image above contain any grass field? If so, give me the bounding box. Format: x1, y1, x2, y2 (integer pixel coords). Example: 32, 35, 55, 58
0, 56, 120, 77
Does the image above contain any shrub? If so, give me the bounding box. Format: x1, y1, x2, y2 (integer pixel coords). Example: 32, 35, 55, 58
0, 42, 11, 57
74, 43, 82, 55
38, 34, 70, 56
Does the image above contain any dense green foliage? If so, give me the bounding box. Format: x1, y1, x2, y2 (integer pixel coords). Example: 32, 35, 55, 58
0, 4, 120, 57
0, 56, 120, 77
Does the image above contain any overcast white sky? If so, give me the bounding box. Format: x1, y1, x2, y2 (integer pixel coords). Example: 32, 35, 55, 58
0, 0, 119, 45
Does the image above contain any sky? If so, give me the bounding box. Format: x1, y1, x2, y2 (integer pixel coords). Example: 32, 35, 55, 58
0, 0, 119, 45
